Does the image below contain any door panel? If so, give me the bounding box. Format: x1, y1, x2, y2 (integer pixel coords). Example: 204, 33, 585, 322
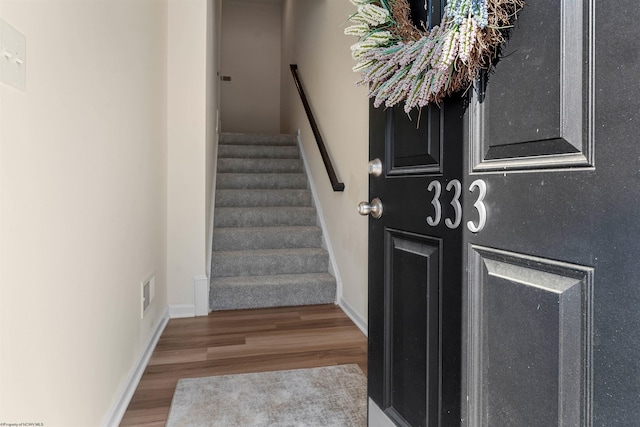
387, 107, 442, 175
466, 246, 593, 427
385, 230, 440, 426
470, 0, 593, 171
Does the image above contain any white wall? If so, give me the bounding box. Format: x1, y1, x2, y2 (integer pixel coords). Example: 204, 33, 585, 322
281, 0, 369, 323
220, 0, 281, 133
0, 1, 168, 425
166, 0, 211, 315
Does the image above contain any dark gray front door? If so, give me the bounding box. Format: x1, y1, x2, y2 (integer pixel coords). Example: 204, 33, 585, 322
367, 95, 464, 425
461, 1, 640, 425
367, 1, 640, 426
367, 2, 464, 425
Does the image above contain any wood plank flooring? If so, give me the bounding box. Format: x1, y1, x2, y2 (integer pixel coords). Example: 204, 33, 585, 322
120, 304, 368, 426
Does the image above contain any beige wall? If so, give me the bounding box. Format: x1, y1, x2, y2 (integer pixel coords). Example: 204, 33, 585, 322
0, 1, 168, 425
220, 0, 281, 133
166, 0, 212, 311
281, 0, 369, 322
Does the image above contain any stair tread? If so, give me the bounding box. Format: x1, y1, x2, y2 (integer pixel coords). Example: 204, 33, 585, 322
218, 145, 300, 159
216, 173, 307, 190
210, 273, 336, 310
215, 189, 312, 207
214, 206, 316, 213
220, 133, 297, 146
210, 247, 329, 278
211, 272, 335, 286
217, 158, 303, 173
215, 189, 311, 196
212, 225, 322, 251
218, 172, 305, 175
214, 225, 321, 234
218, 158, 301, 164
212, 247, 327, 257
214, 206, 317, 227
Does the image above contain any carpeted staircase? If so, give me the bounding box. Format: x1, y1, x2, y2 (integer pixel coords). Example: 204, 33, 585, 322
210, 133, 337, 310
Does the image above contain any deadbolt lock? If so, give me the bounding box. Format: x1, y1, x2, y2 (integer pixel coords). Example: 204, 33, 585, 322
368, 159, 383, 177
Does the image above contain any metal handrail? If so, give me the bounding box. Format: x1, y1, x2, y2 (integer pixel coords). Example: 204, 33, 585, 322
290, 64, 345, 192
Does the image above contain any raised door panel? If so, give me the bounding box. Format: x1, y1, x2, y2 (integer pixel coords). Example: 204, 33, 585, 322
469, 0, 594, 172
466, 246, 593, 427
384, 230, 441, 427
386, 105, 443, 175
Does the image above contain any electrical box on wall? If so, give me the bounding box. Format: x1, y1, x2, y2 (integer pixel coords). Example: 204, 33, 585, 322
0, 18, 26, 91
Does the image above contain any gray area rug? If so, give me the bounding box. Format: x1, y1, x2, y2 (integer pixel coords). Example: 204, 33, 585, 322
166, 364, 367, 426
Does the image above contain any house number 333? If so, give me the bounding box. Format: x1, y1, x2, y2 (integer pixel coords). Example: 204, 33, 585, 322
426, 179, 487, 233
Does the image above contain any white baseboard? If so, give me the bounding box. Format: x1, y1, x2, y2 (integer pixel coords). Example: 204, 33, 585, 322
169, 304, 195, 318
296, 131, 344, 304
339, 297, 367, 337
193, 275, 209, 316
101, 306, 170, 427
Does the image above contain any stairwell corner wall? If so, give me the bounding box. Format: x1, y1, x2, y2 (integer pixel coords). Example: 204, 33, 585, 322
296, 132, 367, 335
281, 0, 370, 330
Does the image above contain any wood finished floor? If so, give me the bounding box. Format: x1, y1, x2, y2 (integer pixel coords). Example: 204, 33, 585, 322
120, 304, 368, 426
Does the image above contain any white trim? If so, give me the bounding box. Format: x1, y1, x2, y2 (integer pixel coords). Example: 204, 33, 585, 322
169, 304, 195, 318
193, 274, 210, 316
339, 297, 367, 337
368, 398, 395, 427
101, 306, 170, 427
296, 131, 344, 305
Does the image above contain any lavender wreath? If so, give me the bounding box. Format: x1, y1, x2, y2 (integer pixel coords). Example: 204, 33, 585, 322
346, 0, 524, 113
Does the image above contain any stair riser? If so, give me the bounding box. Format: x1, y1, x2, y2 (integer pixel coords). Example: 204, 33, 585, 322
210, 282, 336, 310
213, 229, 322, 251
220, 133, 297, 145
214, 208, 317, 227
215, 190, 312, 207
218, 158, 303, 173
211, 253, 329, 278
218, 145, 300, 159
216, 173, 307, 190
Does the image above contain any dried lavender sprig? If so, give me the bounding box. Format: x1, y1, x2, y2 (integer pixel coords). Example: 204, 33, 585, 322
385, 75, 412, 107
344, 24, 370, 37
366, 30, 392, 44
416, 69, 437, 106
407, 25, 443, 77
437, 29, 459, 70
369, 59, 399, 82
353, 59, 376, 73
373, 66, 409, 105
353, 4, 391, 26
458, 17, 479, 63
446, 0, 470, 25
396, 38, 429, 67
471, 0, 488, 28
404, 73, 427, 113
